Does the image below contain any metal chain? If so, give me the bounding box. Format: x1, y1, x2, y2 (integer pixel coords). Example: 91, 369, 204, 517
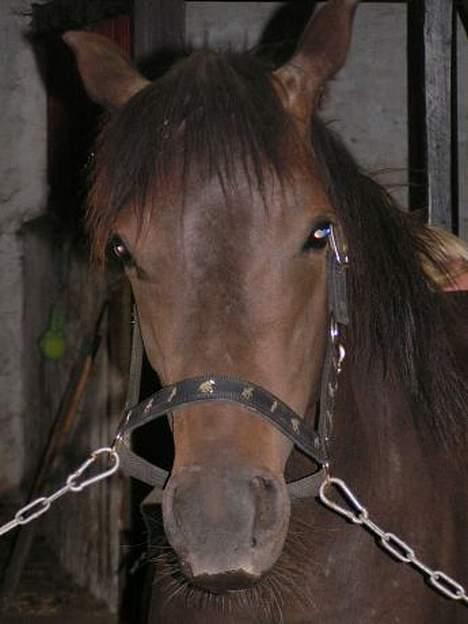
0, 447, 120, 537
319, 475, 468, 605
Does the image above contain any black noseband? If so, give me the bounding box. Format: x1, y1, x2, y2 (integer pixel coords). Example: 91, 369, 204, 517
117, 374, 327, 458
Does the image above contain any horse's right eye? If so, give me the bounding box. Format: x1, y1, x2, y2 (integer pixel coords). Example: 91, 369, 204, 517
302, 222, 332, 253
110, 236, 134, 266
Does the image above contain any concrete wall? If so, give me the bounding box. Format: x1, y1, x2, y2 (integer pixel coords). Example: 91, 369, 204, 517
186, 1, 468, 236
0, 0, 47, 493
0, 3, 124, 608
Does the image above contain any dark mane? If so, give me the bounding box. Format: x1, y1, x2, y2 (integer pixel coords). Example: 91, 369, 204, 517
88, 49, 468, 450
88, 50, 298, 260
311, 120, 468, 450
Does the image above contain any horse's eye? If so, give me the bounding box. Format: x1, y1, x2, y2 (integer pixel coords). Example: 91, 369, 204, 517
303, 222, 332, 252
110, 236, 133, 266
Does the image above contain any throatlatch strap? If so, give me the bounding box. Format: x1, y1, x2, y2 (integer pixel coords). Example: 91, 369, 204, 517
117, 309, 169, 490
328, 245, 349, 325
125, 309, 143, 410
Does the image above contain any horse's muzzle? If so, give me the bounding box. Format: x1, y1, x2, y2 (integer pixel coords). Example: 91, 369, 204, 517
162, 464, 290, 592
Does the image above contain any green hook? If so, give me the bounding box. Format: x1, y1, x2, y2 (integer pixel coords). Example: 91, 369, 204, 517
39, 304, 66, 360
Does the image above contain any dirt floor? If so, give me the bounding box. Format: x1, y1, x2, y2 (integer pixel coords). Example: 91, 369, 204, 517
0, 503, 116, 624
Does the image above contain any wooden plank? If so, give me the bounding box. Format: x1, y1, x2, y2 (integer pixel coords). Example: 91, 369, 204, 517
407, 0, 458, 232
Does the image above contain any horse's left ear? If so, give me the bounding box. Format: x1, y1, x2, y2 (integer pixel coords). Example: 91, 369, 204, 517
63, 31, 150, 111
275, 0, 360, 124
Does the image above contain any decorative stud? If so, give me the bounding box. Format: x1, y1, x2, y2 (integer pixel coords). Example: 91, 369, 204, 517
168, 387, 177, 403
241, 386, 255, 401
198, 379, 216, 395
270, 400, 278, 413
144, 398, 154, 413
291, 418, 300, 433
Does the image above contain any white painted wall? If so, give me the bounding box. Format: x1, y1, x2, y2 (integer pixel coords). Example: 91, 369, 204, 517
0, 0, 47, 492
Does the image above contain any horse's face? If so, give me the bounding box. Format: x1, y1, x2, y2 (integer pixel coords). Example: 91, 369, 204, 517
116, 166, 331, 589
66, 0, 359, 593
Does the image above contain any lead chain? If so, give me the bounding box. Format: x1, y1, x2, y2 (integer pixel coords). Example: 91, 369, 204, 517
0, 448, 120, 537
319, 476, 468, 605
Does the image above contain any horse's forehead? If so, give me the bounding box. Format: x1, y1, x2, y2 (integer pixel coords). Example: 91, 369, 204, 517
114, 144, 332, 280
123, 172, 302, 248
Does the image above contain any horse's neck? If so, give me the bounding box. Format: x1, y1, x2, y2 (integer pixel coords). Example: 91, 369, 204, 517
332, 292, 468, 484
332, 363, 425, 489
282, 296, 468, 622
286, 292, 468, 498
284, 357, 429, 490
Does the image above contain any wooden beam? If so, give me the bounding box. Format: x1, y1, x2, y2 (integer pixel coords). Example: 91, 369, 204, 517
407, 0, 458, 232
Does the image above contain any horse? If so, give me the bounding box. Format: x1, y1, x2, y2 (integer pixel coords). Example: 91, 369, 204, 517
63, 1, 468, 622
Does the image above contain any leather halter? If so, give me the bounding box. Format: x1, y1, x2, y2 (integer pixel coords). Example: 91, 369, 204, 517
114, 226, 349, 500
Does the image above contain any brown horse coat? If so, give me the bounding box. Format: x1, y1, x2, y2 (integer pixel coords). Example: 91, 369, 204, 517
63, 1, 468, 621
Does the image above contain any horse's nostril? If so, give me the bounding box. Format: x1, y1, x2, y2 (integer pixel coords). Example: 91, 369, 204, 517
250, 474, 284, 544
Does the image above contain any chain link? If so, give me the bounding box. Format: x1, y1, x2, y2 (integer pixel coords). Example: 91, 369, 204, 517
319, 476, 468, 605
1, 409, 466, 609
0, 448, 120, 537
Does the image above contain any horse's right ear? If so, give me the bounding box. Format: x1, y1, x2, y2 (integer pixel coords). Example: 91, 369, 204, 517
63, 31, 150, 111
275, 0, 360, 125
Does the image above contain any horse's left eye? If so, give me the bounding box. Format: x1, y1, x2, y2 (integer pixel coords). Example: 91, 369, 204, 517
110, 236, 134, 266
303, 223, 332, 252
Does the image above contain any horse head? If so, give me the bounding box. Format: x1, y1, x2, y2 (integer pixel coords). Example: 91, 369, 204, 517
64, 0, 359, 593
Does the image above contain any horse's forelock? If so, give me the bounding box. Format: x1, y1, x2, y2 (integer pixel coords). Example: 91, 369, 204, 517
87, 51, 304, 264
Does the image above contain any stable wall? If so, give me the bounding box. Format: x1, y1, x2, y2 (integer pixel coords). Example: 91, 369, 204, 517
0, 0, 47, 493
0, 2, 125, 612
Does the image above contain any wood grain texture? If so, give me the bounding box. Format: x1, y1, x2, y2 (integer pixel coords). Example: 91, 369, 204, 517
408, 0, 458, 231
